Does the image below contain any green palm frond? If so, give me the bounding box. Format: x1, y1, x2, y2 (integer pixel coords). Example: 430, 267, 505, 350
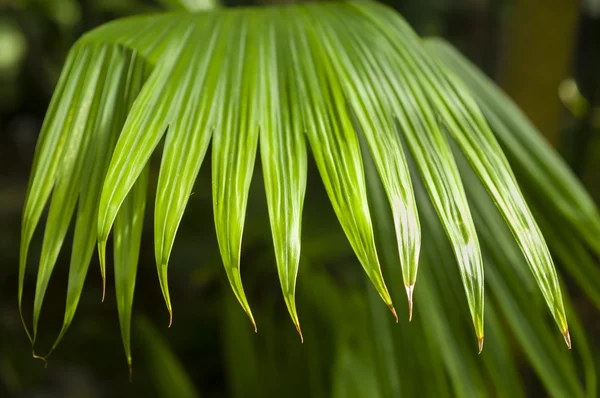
18, 1, 595, 374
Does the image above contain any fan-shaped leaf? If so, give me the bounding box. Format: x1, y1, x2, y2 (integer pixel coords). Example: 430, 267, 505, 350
20, 2, 584, 369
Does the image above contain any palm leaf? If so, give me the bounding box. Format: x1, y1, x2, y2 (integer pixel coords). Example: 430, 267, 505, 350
114, 164, 149, 372
427, 38, 600, 311
315, 6, 420, 319
153, 16, 222, 325
259, 10, 307, 336
20, 1, 591, 370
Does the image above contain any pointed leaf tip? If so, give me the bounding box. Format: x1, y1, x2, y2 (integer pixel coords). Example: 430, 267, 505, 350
98, 240, 107, 302
243, 306, 257, 333
168, 307, 173, 328
389, 305, 398, 323
405, 284, 414, 322
478, 336, 484, 354
283, 295, 303, 342
563, 329, 572, 349
296, 324, 304, 343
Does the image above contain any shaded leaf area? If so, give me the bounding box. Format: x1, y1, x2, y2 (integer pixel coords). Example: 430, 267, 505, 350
136, 316, 201, 398
18, 43, 151, 354
17, 1, 598, 385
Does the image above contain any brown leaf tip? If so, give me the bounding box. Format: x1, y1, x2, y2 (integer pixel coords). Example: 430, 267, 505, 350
405, 284, 414, 322
168, 307, 173, 328
389, 305, 399, 323
563, 329, 572, 349
478, 336, 484, 354
295, 323, 304, 343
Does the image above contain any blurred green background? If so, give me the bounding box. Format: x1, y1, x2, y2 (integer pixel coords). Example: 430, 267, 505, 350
1, 0, 599, 397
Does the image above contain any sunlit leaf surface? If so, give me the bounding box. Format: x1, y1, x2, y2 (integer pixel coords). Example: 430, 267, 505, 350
19, 4, 598, 391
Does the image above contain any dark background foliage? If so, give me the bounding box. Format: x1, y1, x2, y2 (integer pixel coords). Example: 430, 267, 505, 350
1, 0, 599, 396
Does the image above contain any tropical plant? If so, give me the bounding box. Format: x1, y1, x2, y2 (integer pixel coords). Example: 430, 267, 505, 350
17, 0, 599, 396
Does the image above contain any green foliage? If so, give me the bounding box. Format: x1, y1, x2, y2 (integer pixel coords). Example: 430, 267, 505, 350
157, 0, 218, 10
136, 316, 200, 397
16, 1, 600, 396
